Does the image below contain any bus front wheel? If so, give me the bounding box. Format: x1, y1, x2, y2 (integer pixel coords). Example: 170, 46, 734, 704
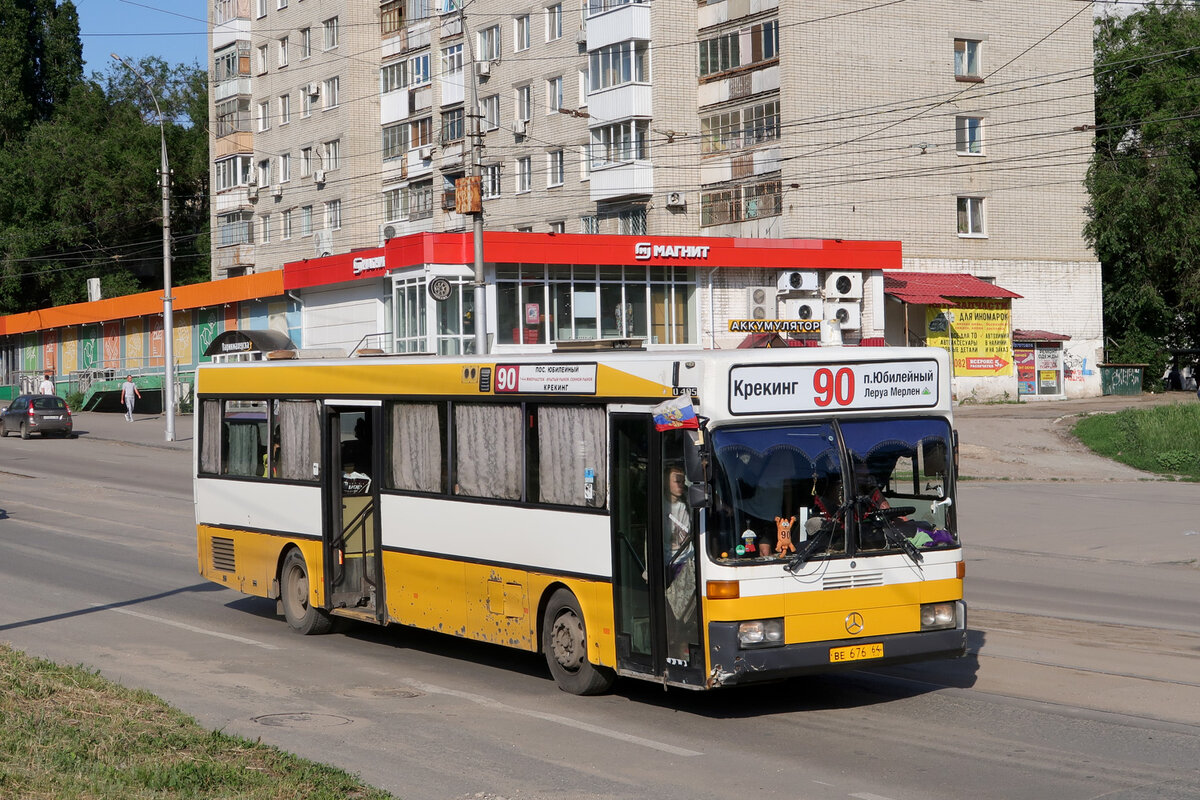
542, 588, 615, 695
280, 550, 333, 635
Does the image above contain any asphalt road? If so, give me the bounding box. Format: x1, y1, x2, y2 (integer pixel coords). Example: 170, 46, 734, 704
1, 406, 1198, 800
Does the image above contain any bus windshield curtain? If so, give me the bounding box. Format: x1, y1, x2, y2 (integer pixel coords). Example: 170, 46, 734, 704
201, 400, 221, 474
391, 403, 442, 492
538, 406, 606, 506
454, 404, 522, 500
278, 400, 319, 481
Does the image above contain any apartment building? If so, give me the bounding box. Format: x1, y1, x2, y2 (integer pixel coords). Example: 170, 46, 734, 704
208, 0, 1103, 397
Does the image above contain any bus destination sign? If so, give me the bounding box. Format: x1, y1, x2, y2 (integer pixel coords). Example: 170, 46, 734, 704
493, 363, 598, 395
729, 359, 940, 414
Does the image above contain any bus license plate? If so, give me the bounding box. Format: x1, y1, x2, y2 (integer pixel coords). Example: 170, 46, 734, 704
829, 642, 883, 663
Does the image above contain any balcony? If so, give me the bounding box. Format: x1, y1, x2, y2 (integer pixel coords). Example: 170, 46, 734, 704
589, 160, 653, 202
588, 83, 651, 123
586, 3, 650, 51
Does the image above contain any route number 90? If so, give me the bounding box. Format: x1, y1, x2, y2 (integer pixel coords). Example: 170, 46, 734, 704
813, 367, 854, 407
494, 365, 520, 393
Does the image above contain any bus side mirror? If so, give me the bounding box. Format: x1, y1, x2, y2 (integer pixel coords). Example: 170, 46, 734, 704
688, 482, 710, 509
683, 429, 707, 484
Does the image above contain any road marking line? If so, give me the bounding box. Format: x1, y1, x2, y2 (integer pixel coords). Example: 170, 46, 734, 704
90, 604, 279, 649
404, 679, 703, 757
851, 794, 898, 800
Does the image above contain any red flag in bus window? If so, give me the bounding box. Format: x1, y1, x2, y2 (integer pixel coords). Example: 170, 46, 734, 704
652, 396, 699, 431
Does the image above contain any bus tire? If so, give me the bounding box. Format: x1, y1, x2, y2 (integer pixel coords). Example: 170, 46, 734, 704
542, 588, 615, 695
280, 550, 333, 635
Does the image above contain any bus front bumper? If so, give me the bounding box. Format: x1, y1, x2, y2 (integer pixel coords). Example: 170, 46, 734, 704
706, 620, 968, 688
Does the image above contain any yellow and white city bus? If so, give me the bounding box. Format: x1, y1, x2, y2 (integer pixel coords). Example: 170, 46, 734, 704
194, 345, 965, 694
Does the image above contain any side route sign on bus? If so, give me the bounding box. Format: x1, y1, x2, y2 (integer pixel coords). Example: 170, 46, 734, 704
729, 359, 940, 414
493, 363, 598, 394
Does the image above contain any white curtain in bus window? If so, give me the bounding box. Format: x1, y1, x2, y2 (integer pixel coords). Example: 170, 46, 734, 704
278, 400, 320, 481
390, 402, 443, 492
454, 404, 522, 500
223, 405, 265, 477
538, 405, 606, 507
200, 399, 221, 474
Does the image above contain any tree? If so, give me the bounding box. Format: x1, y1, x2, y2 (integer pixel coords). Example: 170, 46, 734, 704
0, 0, 82, 142
1085, 1, 1200, 374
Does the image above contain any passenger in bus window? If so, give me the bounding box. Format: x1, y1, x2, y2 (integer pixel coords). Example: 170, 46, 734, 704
663, 464, 696, 661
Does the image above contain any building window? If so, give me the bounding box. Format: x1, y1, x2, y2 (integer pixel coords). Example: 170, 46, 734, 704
256, 44, 268, 75
590, 120, 649, 167
407, 0, 431, 22
257, 158, 272, 187
383, 123, 408, 159
381, 61, 406, 93
589, 41, 649, 92
441, 44, 463, 77
549, 220, 565, 233
282, 209, 293, 239
410, 117, 432, 149
408, 53, 430, 86
956, 116, 983, 155
515, 85, 531, 122
323, 77, 340, 109
215, 155, 252, 191
215, 97, 249, 136
301, 205, 313, 236
277, 37, 289, 68
260, 214, 271, 244
323, 139, 340, 170
700, 100, 780, 154
381, 0, 403, 35
497, 260, 695, 346
280, 152, 291, 182
277, 0, 287, 8
256, 0, 266, 18
302, 88, 315, 117
323, 17, 339, 50
300, 27, 311, 58
546, 3, 562, 41
217, 211, 254, 247
441, 107, 464, 143
515, 14, 531, 52
325, 199, 342, 230
547, 150, 564, 186
478, 25, 500, 61
300, 146, 312, 176
384, 187, 404, 221
257, 100, 271, 131
698, 20, 777, 77
516, 157, 531, 193
482, 164, 501, 199
409, 180, 433, 220
278, 93, 291, 124
954, 39, 981, 79
581, 215, 599, 234
480, 94, 500, 130
700, 179, 782, 226
957, 196, 985, 236
546, 76, 562, 113
618, 208, 646, 235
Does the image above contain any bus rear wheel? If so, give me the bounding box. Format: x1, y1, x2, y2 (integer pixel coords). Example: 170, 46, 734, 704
280, 550, 333, 635
542, 588, 615, 695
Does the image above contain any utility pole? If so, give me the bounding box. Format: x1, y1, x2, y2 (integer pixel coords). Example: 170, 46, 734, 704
460, 5, 488, 355
113, 54, 176, 441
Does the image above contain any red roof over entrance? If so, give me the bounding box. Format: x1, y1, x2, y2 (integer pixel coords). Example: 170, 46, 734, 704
884, 271, 1022, 306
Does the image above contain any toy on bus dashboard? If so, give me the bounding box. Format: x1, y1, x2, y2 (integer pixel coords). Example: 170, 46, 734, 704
774, 515, 797, 556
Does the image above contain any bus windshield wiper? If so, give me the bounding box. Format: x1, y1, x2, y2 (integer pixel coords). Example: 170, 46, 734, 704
860, 497, 924, 564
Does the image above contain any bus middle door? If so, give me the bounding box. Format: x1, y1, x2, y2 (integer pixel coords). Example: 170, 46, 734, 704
324, 403, 383, 621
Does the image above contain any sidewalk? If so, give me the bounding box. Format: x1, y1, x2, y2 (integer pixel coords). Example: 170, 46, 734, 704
71, 410, 193, 452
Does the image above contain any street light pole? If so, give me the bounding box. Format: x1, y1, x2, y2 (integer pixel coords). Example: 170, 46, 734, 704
112, 54, 176, 442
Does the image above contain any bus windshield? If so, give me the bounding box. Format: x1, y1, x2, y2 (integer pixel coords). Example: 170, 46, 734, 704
707, 417, 958, 564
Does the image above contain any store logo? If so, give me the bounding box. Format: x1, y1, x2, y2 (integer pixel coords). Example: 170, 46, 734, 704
634, 241, 712, 261
352, 255, 387, 275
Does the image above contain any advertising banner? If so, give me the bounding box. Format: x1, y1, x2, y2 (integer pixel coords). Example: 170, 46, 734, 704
925, 299, 1013, 376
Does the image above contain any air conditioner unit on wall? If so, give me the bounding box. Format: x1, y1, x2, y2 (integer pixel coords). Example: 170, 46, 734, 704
314, 169, 326, 185
824, 271, 863, 299
829, 301, 862, 330
665, 191, 685, 208
475, 61, 490, 77
511, 119, 527, 135
314, 229, 333, 258
785, 298, 824, 321
306, 82, 320, 96
746, 287, 774, 320
272, 184, 283, 199
418, 146, 434, 160
379, 223, 397, 246
777, 270, 818, 293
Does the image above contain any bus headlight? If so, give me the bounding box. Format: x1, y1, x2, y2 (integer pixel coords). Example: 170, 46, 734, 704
737, 618, 784, 648
920, 602, 957, 631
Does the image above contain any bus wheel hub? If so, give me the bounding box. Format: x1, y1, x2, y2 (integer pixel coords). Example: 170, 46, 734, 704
550, 613, 585, 670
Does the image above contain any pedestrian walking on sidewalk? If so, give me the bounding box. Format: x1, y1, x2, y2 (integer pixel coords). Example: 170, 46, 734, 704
39, 373, 54, 395
121, 375, 141, 422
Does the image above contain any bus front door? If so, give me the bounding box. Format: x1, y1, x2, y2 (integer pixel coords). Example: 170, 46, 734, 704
610, 415, 704, 687
324, 404, 383, 621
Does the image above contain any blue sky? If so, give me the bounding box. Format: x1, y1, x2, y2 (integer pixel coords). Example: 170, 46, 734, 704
76, 0, 208, 74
